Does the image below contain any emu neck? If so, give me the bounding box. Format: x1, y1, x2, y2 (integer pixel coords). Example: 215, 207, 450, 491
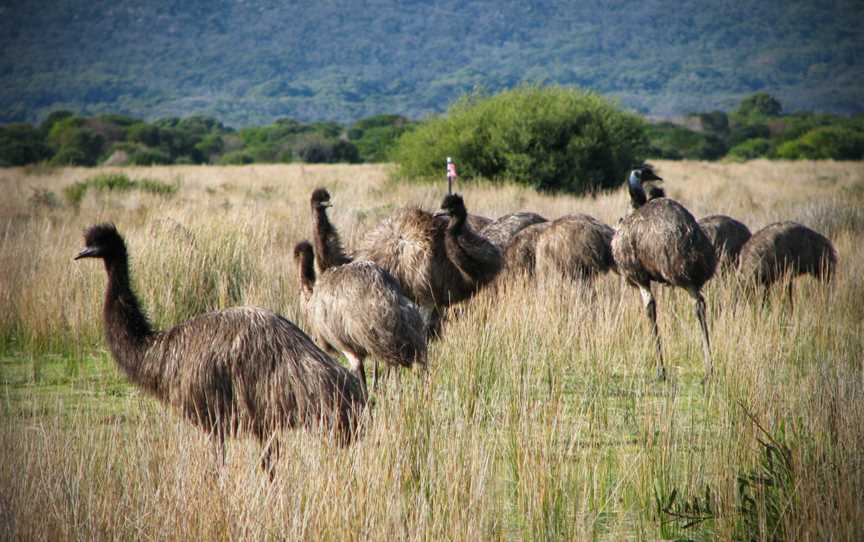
297, 250, 316, 299
102, 253, 158, 394
444, 214, 500, 284
312, 206, 350, 272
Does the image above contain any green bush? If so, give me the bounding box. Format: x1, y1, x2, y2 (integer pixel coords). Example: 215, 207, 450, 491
63, 173, 178, 207
392, 86, 647, 193
0, 124, 52, 166
47, 117, 106, 166
776, 126, 864, 160
218, 150, 254, 165
727, 138, 773, 160
645, 122, 728, 160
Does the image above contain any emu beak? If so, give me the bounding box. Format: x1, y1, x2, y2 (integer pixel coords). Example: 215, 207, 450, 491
433, 210, 449, 218
74, 247, 98, 260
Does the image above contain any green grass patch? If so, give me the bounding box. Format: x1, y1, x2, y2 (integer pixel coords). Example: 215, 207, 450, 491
62, 173, 178, 207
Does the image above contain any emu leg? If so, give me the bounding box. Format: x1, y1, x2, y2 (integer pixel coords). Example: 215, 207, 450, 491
638, 284, 665, 380
786, 281, 795, 313
345, 352, 369, 401
372, 360, 380, 392
688, 287, 713, 380
260, 437, 281, 481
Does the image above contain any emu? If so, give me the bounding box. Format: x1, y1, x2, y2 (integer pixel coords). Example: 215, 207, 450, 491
480, 211, 548, 251
698, 215, 752, 269
299, 188, 427, 394
737, 221, 837, 309
502, 221, 552, 277
75, 223, 365, 476
534, 214, 617, 282
611, 167, 717, 380
356, 194, 502, 334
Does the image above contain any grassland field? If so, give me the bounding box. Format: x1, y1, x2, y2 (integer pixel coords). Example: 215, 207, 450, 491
1, 161, 863, 540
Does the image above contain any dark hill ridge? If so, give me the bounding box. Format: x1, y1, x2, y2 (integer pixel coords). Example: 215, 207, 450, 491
1, 0, 862, 126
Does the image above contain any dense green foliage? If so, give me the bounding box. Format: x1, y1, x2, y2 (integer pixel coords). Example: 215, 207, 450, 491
1, 1, 862, 126
645, 94, 864, 161
0, 112, 410, 167
392, 87, 647, 193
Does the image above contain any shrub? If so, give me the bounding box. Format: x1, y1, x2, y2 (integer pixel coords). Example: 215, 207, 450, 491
775, 126, 864, 160
727, 138, 773, 160
294, 134, 360, 164
391, 85, 647, 194
646, 122, 728, 160
218, 150, 254, 165
0, 124, 52, 166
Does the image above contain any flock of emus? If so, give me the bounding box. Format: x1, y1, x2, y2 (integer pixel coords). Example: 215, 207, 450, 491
74, 166, 837, 476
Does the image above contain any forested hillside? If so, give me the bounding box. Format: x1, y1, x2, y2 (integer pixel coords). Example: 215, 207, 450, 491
1, 0, 861, 126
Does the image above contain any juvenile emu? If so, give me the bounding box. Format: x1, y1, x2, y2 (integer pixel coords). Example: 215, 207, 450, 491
534, 214, 616, 282
611, 167, 717, 380
356, 194, 502, 333
698, 215, 751, 269
480, 212, 548, 250
737, 221, 837, 309
75, 224, 365, 475
299, 188, 427, 393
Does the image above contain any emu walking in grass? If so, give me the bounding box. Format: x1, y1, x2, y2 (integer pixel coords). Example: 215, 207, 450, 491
356, 193, 502, 334
737, 221, 837, 309
480, 211, 548, 251
698, 215, 751, 270
611, 167, 717, 380
534, 214, 617, 282
293, 242, 426, 397
502, 221, 552, 277
298, 188, 427, 394
75, 223, 365, 476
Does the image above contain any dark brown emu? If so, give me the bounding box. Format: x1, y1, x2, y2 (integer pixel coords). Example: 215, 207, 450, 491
75, 224, 365, 476
534, 214, 617, 282
611, 167, 717, 380
698, 215, 752, 269
737, 221, 837, 309
298, 188, 427, 393
356, 194, 502, 334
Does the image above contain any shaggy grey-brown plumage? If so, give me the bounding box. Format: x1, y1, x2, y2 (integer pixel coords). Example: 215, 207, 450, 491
467, 213, 493, 231
356, 196, 501, 314
502, 221, 552, 276
738, 222, 836, 305
480, 212, 548, 250
534, 214, 616, 281
75, 224, 365, 474
293, 241, 427, 397
310, 188, 352, 272
698, 215, 751, 269
612, 168, 717, 379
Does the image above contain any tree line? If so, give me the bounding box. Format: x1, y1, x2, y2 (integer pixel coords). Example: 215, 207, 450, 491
2, 89, 862, 195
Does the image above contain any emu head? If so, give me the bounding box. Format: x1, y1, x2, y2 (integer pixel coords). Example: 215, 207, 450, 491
74, 223, 126, 261
435, 193, 468, 221
310, 188, 332, 209
628, 166, 664, 209
292, 240, 316, 297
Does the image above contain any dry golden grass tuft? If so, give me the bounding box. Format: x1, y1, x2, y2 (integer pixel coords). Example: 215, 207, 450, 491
1, 161, 863, 540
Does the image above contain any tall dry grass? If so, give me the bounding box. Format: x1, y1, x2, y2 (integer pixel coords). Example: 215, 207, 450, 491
1, 161, 863, 540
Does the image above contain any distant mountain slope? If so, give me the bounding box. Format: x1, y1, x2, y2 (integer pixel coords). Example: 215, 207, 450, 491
1, 0, 861, 126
